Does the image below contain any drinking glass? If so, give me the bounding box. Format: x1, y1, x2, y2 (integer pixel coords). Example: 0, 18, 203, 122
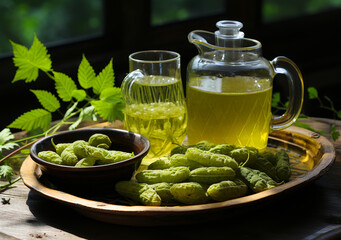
121, 50, 187, 165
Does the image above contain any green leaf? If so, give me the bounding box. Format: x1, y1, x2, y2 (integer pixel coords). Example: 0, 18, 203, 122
54, 72, 78, 101
0, 142, 18, 153
294, 121, 326, 135
330, 125, 340, 141
71, 89, 86, 102
78, 54, 96, 89
0, 128, 15, 145
30, 90, 60, 112
10, 40, 29, 61
100, 87, 122, 101
0, 165, 14, 182
92, 99, 124, 122
92, 87, 124, 121
0, 128, 18, 152
12, 66, 38, 83
272, 92, 280, 107
8, 109, 51, 132
11, 40, 38, 83
29, 34, 52, 72
10, 34, 52, 83
92, 58, 114, 95
307, 87, 318, 99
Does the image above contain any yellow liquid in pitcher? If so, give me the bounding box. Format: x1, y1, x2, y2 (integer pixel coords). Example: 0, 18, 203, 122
124, 76, 187, 164
187, 76, 272, 150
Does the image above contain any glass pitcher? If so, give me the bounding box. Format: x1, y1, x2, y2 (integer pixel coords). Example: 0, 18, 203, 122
121, 50, 187, 165
186, 20, 304, 150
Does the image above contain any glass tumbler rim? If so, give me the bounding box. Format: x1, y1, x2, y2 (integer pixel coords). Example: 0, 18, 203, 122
129, 50, 180, 64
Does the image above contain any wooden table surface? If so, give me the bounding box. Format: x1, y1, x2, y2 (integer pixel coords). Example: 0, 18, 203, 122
1, 118, 341, 240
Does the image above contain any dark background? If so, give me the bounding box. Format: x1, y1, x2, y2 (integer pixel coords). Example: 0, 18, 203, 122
0, 0, 341, 131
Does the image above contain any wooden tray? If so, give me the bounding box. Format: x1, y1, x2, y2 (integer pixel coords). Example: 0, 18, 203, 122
20, 126, 336, 226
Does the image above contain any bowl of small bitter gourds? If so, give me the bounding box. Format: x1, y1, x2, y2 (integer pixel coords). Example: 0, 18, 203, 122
30, 128, 150, 194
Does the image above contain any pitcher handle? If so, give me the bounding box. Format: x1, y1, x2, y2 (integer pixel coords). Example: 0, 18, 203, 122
270, 56, 304, 131
121, 69, 145, 104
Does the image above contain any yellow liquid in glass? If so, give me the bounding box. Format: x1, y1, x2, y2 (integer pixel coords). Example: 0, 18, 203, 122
187, 76, 272, 150
124, 76, 187, 164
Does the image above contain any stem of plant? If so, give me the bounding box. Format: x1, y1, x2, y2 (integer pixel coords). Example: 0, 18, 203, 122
12, 132, 46, 144
44, 70, 55, 80
0, 140, 37, 164
0, 177, 21, 192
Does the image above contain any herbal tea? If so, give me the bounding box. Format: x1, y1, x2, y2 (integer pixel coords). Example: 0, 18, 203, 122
124, 76, 187, 163
186, 76, 272, 150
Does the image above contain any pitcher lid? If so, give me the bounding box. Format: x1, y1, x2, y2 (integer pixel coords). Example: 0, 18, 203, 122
189, 20, 261, 52
215, 20, 244, 39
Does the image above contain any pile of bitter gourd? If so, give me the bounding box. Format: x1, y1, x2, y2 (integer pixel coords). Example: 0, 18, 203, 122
115, 141, 291, 206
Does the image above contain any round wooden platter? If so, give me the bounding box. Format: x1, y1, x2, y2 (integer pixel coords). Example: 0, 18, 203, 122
20, 126, 336, 226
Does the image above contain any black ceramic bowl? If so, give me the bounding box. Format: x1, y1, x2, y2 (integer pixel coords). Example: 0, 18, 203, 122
30, 128, 150, 195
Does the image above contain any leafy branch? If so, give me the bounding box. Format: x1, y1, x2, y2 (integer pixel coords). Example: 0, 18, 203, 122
0, 34, 125, 191
272, 87, 341, 141
307, 87, 341, 120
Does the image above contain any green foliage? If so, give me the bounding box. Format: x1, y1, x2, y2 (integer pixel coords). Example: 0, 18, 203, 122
0, 0, 102, 54
330, 125, 340, 141
151, 0, 224, 26
92, 58, 115, 94
91, 87, 124, 121
272, 86, 340, 141
293, 121, 326, 135
10, 34, 52, 83
0, 128, 18, 153
307, 87, 318, 99
8, 109, 52, 132
30, 90, 60, 112
307, 87, 341, 121
263, 0, 341, 22
54, 71, 78, 102
72, 89, 87, 102
7, 35, 124, 133
0, 34, 124, 192
78, 54, 96, 89
0, 164, 14, 182
0, 128, 17, 190
271, 92, 281, 108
